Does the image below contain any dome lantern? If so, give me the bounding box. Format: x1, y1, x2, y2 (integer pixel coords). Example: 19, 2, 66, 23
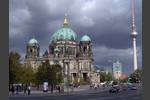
28, 38, 38, 44
81, 34, 91, 42
63, 14, 68, 28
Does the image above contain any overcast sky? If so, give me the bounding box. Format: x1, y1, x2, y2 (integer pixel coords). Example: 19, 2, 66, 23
9, 0, 142, 75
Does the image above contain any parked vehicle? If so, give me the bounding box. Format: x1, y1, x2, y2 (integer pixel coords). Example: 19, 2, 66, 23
109, 87, 119, 93
129, 85, 137, 90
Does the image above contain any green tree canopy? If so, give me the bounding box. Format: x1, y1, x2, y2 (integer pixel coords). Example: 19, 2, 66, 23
105, 72, 113, 81
130, 69, 142, 83
35, 60, 63, 86
21, 63, 35, 84
100, 72, 113, 82
9, 51, 22, 84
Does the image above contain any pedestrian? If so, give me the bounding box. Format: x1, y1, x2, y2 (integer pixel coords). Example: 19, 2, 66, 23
58, 85, 61, 93
27, 85, 31, 95
11, 85, 15, 95
71, 85, 74, 92
90, 84, 93, 89
94, 83, 97, 90
51, 85, 53, 93
56, 85, 58, 93
21, 84, 24, 91
61, 85, 64, 93
16, 85, 19, 94
24, 84, 27, 94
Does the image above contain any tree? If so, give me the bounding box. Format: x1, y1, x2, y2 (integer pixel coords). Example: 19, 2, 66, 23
105, 72, 113, 81
9, 51, 22, 84
35, 60, 63, 86
35, 61, 49, 85
100, 72, 113, 82
130, 69, 142, 83
100, 72, 106, 82
50, 64, 63, 85
21, 63, 35, 84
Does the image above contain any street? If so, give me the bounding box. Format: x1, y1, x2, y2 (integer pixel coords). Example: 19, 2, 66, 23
9, 88, 142, 100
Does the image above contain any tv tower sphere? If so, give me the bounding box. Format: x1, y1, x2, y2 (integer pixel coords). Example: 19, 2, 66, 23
131, 31, 138, 38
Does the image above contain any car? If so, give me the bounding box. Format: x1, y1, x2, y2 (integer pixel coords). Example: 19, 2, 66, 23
129, 85, 137, 90
109, 87, 119, 93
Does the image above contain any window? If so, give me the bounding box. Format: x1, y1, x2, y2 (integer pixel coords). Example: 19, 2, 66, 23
30, 49, 32, 52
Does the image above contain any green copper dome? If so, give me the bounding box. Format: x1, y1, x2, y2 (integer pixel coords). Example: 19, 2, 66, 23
28, 38, 38, 44
81, 35, 91, 41
50, 15, 77, 43
50, 27, 77, 43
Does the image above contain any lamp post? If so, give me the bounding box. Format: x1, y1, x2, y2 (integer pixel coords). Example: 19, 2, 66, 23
64, 60, 70, 93
97, 70, 100, 84
64, 40, 70, 93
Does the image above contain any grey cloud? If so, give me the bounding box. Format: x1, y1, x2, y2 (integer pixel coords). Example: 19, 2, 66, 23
9, 0, 142, 74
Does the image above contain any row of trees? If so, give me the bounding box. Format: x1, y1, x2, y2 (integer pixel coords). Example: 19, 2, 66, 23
99, 72, 113, 82
129, 69, 142, 83
99, 69, 142, 83
9, 51, 63, 86
9, 52, 23, 84
36, 60, 63, 85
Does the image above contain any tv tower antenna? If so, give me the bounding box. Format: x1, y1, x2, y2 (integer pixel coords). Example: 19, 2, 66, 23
130, 0, 138, 71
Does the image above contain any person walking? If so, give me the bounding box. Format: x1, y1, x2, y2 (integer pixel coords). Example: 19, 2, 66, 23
11, 85, 15, 95
16, 85, 19, 94
51, 85, 53, 93
94, 83, 98, 90
27, 85, 31, 95
24, 84, 27, 94
61, 85, 64, 93
58, 85, 61, 93
71, 85, 74, 92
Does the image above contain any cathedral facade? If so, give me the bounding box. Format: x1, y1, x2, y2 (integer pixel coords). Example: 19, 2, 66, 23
24, 16, 100, 84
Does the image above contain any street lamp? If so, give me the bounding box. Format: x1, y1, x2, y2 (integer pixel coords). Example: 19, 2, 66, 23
64, 60, 70, 93
96, 69, 100, 84
63, 40, 70, 93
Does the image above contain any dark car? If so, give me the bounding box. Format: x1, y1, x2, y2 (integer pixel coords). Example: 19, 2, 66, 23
109, 87, 119, 93
129, 85, 137, 90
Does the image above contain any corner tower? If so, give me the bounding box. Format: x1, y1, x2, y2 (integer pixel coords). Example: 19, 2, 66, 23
25, 37, 40, 59
79, 34, 92, 57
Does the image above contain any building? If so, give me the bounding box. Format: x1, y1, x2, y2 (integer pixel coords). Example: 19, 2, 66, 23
24, 15, 100, 84
119, 73, 128, 81
112, 60, 122, 80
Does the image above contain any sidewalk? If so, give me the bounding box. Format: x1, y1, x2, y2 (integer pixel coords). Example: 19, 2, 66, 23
9, 85, 109, 97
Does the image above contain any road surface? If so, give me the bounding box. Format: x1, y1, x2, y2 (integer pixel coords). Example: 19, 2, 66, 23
9, 88, 142, 100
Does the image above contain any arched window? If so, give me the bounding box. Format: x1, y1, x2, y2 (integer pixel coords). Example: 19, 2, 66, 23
30, 49, 32, 53
84, 46, 86, 52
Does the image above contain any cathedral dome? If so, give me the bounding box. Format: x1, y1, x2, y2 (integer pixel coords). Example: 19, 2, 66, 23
28, 38, 38, 44
81, 35, 91, 41
51, 28, 77, 42
50, 15, 77, 43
